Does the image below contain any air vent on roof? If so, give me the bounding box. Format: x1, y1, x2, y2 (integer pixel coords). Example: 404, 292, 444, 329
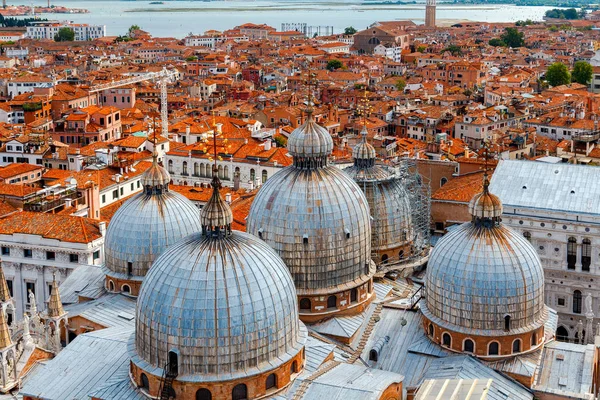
558, 377, 567, 386
556, 354, 565, 361
522, 185, 527, 189
555, 170, 559, 174
117, 312, 135, 321
570, 190, 575, 194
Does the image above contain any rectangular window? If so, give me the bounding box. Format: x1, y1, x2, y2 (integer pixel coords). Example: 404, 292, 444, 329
46, 251, 55, 261
558, 297, 565, 306
93, 250, 100, 260
26, 282, 35, 301
48, 283, 53, 297
130, 183, 134, 191
6, 280, 12, 297
112, 190, 118, 200
23, 249, 32, 258
69, 254, 79, 263
1, 247, 9, 256
102, 194, 106, 203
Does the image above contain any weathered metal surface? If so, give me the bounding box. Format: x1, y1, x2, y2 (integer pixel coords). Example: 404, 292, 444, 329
423, 185, 546, 334
133, 230, 307, 381
247, 117, 373, 293
104, 163, 201, 279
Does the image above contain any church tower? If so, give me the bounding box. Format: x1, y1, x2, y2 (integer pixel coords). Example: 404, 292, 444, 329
425, 0, 436, 28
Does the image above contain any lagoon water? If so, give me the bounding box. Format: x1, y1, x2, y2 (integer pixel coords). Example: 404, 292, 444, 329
23, 0, 557, 38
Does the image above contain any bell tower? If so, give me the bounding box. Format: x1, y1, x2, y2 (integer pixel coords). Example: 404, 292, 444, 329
425, 0, 436, 28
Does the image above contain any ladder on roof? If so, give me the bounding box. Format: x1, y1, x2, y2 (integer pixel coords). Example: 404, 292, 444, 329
158, 362, 178, 400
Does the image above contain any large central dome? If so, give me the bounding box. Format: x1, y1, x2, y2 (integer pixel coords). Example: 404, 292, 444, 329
247, 115, 375, 322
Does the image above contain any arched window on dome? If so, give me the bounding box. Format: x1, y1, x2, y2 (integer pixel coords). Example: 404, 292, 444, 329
442, 333, 451, 347
122, 284, 131, 294
193, 162, 199, 177
168, 351, 178, 376
351, 288, 358, 303
299, 298, 311, 311
523, 231, 532, 242
532, 332, 538, 347
556, 326, 569, 342
266, 373, 277, 390
262, 169, 268, 183
232, 384, 247, 400
573, 290, 582, 314
567, 237, 577, 270
399, 250, 404, 259
440, 177, 448, 187
168, 160, 174, 174
512, 339, 521, 353
428, 323, 434, 337
327, 296, 337, 309
196, 388, 211, 400
381, 254, 389, 264
140, 373, 149, 390
292, 360, 299, 373
182, 161, 188, 175
582, 238, 591, 271
488, 341, 499, 356
463, 339, 474, 353
504, 315, 511, 332
108, 280, 115, 292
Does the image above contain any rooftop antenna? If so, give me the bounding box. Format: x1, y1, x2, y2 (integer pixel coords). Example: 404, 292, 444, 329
304, 60, 317, 115
482, 139, 491, 193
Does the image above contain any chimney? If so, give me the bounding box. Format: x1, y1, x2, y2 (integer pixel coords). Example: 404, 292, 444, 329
99, 221, 106, 236
225, 193, 232, 203
65, 198, 72, 208
264, 140, 271, 151
233, 171, 240, 191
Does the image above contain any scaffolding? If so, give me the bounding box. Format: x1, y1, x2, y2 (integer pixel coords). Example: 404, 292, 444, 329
281, 23, 334, 37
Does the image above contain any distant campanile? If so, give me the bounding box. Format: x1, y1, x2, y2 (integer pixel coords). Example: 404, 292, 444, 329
425, 0, 436, 28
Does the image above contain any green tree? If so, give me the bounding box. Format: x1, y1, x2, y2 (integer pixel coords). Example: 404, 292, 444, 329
128, 24, 141, 35
416, 45, 426, 52
344, 26, 357, 35
572, 60, 593, 85
443, 44, 462, 56
185, 56, 198, 62
326, 59, 343, 71
488, 38, 506, 47
500, 27, 524, 48
54, 27, 75, 42
395, 78, 407, 92
546, 62, 571, 87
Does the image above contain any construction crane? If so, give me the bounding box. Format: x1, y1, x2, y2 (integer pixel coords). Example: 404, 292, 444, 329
88, 67, 178, 138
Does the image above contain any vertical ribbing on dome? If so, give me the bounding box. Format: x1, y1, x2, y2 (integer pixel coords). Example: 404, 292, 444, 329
141, 134, 171, 194
468, 170, 503, 227
287, 113, 334, 170
0, 264, 11, 303
47, 273, 65, 319
200, 127, 233, 238
352, 126, 376, 169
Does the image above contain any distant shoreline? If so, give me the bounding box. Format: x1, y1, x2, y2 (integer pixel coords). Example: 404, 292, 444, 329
124, 5, 504, 12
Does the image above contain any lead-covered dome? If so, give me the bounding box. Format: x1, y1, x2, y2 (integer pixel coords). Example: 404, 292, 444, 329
423, 175, 546, 336
247, 116, 374, 295
104, 160, 201, 293
131, 171, 306, 395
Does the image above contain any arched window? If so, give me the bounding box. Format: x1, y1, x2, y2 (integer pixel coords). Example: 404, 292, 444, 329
463, 339, 474, 353
196, 388, 212, 400
512, 339, 521, 353
428, 323, 434, 337
122, 284, 131, 294
368, 37, 381, 45
523, 231, 532, 242
262, 169, 268, 183
440, 177, 448, 187
299, 298, 311, 310
108, 280, 115, 291
442, 333, 451, 347
292, 360, 298, 373
200, 163, 206, 177
182, 161, 188, 175
582, 238, 591, 271
573, 290, 582, 314
194, 162, 199, 176
488, 342, 499, 355
504, 315, 511, 331
224, 165, 229, 180
567, 237, 577, 270
168, 160, 174, 174
399, 250, 404, 259
218, 165, 223, 179
327, 295, 337, 309
351, 288, 358, 303
232, 384, 247, 400
531, 332, 538, 346
381, 254, 389, 264
265, 373, 277, 390
168, 351, 178, 376
140, 373, 149, 390
556, 326, 569, 342
250, 168, 256, 182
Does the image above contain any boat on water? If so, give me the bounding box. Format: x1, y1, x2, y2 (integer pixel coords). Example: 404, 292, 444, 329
149, 1, 164, 4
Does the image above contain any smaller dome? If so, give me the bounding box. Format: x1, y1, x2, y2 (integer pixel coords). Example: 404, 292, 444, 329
468, 175, 503, 221
200, 170, 233, 234
287, 116, 333, 159
352, 127, 377, 161
141, 162, 170, 190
